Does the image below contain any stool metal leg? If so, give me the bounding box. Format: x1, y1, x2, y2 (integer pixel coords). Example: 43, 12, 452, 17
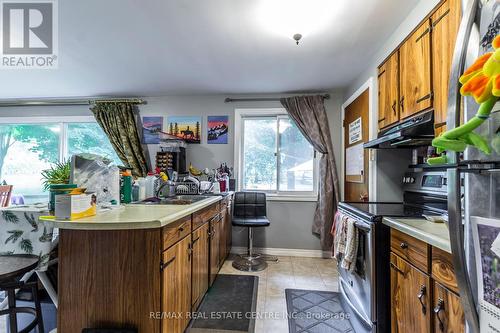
232, 227, 267, 272
31, 283, 44, 333
7, 288, 17, 333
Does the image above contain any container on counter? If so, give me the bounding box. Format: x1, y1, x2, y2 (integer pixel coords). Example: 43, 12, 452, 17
145, 173, 157, 199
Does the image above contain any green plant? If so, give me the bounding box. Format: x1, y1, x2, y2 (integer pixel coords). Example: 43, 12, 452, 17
41, 160, 71, 191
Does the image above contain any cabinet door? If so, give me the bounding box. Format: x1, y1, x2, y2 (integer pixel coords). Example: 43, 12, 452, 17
378, 51, 400, 130
225, 200, 232, 258
431, 0, 461, 134
209, 217, 221, 286
400, 20, 432, 119
433, 282, 465, 333
390, 253, 431, 333
219, 208, 227, 265
161, 235, 192, 333
192, 223, 209, 309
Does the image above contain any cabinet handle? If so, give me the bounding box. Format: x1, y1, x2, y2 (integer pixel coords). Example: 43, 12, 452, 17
392, 101, 397, 115
417, 285, 427, 314
399, 96, 404, 112
187, 246, 192, 261
434, 298, 445, 332
390, 262, 404, 275
192, 237, 200, 245
431, 9, 450, 28
160, 256, 176, 271
178, 226, 184, 233
416, 92, 433, 104
400, 242, 408, 249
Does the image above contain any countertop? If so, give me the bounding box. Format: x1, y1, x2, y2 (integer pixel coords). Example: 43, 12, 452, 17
383, 217, 451, 253
42, 196, 222, 230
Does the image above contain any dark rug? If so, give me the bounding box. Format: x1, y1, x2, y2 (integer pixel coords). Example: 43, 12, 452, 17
285, 289, 354, 333
188, 274, 258, 333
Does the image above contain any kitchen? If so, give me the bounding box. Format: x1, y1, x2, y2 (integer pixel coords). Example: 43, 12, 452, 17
0, 0, 499, 333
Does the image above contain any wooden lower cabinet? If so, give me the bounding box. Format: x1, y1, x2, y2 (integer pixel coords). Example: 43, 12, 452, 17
209, 215, 221, 285
161, 235, 192, 333
390, 253, 431, 333
219, 207, 228, 265
432, 282, 465, 333
192, 222, 209, 309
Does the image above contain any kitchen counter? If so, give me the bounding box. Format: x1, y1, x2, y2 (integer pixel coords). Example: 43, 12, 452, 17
43, 195, 222, 230
383, 217, 451, 253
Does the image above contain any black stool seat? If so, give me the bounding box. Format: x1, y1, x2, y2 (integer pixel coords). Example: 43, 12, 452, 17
232, 216, 270, 227
0, 255, 44, 333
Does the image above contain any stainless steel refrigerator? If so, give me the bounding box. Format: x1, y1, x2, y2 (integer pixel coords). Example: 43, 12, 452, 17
447, 0, 500, 332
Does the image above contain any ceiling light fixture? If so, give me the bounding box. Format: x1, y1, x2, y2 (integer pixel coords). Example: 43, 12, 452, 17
257, 0, 338, 44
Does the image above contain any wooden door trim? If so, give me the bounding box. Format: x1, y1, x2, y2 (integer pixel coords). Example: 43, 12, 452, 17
341, 77, 376, 202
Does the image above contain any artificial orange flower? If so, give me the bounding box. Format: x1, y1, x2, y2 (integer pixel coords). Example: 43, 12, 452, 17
460, 34, 500, 103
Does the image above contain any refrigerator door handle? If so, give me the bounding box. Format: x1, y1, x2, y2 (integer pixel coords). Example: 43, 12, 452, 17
448, 167, 480, 332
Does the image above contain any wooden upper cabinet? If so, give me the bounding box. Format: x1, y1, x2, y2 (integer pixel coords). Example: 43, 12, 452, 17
433, 282, 465, 333
378, 51, 400, 130
432, 0, 462, 134
390, 253, 431, 333
399, 19, 432, 119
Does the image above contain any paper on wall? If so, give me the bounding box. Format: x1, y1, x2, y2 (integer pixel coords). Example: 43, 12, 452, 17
346, 143, 364, 176
348, 117, 362, 144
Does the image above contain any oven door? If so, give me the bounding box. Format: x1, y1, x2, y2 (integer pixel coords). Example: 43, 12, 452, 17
337, 217, 374, 329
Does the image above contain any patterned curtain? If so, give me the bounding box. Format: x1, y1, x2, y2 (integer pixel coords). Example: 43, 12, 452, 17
91, 102, 148, 177
280, 95, 340, 252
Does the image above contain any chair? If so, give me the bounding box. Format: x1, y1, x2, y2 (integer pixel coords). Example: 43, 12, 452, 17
0, 185, 13, 207
231, 192, 272, 272
0, 255, 44, 333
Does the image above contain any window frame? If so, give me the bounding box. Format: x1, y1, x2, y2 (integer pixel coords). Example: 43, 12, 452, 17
234, 108, 319, 202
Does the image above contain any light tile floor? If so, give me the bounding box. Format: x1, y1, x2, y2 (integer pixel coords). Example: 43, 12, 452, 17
219, 255, 339, 333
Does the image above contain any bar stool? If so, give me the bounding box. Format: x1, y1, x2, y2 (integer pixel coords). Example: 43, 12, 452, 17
0, 255, 44, 333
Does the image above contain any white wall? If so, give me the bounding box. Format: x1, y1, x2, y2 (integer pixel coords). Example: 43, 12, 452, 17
0, 92, 343, 251
342, 0, 440, 201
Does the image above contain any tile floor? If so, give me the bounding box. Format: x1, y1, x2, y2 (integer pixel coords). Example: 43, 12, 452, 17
219, 255, 339, 333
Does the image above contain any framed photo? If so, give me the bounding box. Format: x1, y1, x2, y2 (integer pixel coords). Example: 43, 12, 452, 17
167, 116, 201, 144
142, 116, 163, 144
207, 116, 229, 144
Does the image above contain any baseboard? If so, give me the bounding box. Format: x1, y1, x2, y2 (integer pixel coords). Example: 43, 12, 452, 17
230, 246, 331, 258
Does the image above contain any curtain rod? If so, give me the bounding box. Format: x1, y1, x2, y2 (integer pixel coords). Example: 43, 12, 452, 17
224, 94, 330, 103
0, 97, 146, 107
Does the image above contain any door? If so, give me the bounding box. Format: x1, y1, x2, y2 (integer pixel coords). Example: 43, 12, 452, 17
399, 20, 432, 119
433, 282, 465, 333
431, 0, 461, 135
161, 235, 192, 333
344, 89, 369, 202
378, 51, 400, 130
390, 253, 430, 333
191, 223, 209, 309
209, 216, 221, 285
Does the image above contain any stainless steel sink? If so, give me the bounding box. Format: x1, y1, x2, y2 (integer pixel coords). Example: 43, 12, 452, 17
134, 195, 212, 205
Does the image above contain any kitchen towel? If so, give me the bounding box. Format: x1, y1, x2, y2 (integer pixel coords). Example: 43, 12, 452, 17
341, 218, 359, 272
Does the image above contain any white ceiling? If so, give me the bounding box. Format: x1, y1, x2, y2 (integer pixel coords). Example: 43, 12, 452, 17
0, 0, 419, 98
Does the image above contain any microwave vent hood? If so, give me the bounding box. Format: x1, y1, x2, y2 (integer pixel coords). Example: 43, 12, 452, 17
364, 110, 435, 149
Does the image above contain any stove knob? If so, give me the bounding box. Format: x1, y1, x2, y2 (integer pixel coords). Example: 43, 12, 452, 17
410, 177, 415, 184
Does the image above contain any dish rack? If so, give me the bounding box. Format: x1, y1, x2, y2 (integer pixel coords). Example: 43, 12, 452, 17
174, 182, 199, 195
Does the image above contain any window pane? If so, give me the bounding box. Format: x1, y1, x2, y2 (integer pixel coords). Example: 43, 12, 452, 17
243, 118, 277, 190
67, 123, 121, 165
0, 124, 60, 204
278, 118, 314, 192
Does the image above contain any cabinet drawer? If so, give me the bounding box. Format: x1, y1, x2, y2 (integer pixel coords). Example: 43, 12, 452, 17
391, 229, 430, 272
431, 247, 458, 294
193, 203, 220, 230
162, 215, 192, 250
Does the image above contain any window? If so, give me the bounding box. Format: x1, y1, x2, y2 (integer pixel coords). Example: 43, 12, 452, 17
236, 109, 318, 199
0, 117, 121, 204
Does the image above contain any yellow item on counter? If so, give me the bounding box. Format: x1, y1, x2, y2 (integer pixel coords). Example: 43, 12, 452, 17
189, 163, 203, 176
159, 172, 168, 181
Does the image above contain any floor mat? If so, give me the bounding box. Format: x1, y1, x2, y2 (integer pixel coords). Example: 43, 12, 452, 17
285, 289, 354, 333
188, 274, 258, 333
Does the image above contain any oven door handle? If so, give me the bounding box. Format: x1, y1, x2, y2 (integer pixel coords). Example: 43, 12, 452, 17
339, 278, 373, 328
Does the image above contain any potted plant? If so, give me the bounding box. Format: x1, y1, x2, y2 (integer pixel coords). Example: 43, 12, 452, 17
41, 160, 76, 212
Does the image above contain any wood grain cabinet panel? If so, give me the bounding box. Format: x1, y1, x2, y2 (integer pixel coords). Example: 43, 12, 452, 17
193, 203, 219, 230
219, 207, 228, 265
391, 229, 430, 273
161, 235, 192, 333
162, 215, 192, 250
399, 20, 432, 119
209, 215, 221, 286
191, 222, 209, 310
431, 0, 461, 134
390, 253, 431, 333
432, 282, 465, 333
378, 51, 400, 130
431, 247, 458, 294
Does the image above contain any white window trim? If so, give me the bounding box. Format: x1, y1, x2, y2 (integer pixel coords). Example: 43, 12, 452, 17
234, 108, 319, 202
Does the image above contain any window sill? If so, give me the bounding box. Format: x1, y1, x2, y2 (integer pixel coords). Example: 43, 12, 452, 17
265, 195, 318, 202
